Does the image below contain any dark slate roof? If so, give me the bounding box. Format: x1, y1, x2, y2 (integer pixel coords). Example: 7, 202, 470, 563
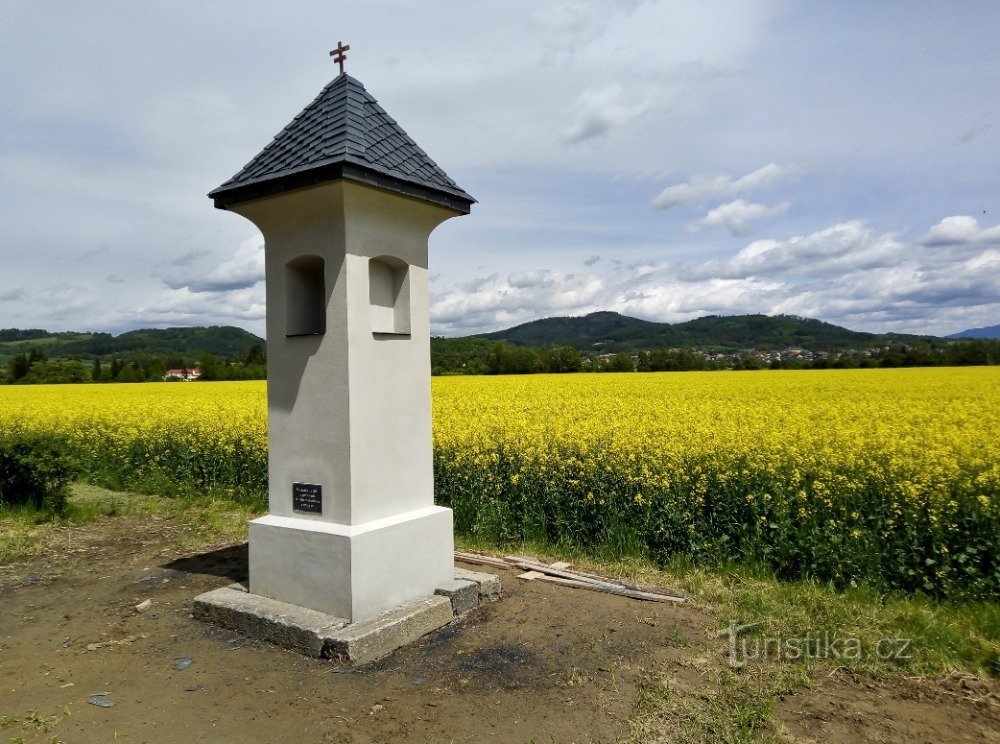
209, 74, 474, 213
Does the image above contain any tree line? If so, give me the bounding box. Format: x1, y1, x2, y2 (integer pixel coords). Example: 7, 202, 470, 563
2, 344, 267, 385
5, 338, 998, 383
432, 339, 1000, 375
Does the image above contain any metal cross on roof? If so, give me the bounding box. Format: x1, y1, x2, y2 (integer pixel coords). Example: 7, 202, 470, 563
330, 41, 350, 74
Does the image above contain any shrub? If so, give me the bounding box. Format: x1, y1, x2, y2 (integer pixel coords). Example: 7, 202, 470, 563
0, 435, 77, 513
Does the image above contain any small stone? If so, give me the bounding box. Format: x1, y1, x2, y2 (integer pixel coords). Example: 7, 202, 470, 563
453, 568, 502, 603
135, 599, 153, 612
88, 693, 115, 708
434, 579, 479, 615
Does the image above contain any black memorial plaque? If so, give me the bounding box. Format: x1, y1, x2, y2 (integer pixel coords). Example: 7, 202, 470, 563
292, 483, 323, 514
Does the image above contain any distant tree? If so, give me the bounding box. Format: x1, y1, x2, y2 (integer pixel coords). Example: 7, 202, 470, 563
8, 353, 30, 381
136, 355, 166, 381
946, 339, 993, 366
20, 359, 89, 384
539, 345, 582, 373
116, 362, 145, 383
244, 344, 266, 366
91, 358, 102, 382
879, 348, 906, 368
607, 352, 635, 372
485, 341, 539, 375
197, 352, 223, 381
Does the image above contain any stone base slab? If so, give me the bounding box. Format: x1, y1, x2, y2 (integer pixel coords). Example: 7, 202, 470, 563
193, 567, 501, 665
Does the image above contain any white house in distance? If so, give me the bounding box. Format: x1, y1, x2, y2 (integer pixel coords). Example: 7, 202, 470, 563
163, 368, 201, 381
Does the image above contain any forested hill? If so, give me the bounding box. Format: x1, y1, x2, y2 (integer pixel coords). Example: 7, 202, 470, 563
948, 324, 1000, 340
0, 325, 264, 361
480, 311, 942, 352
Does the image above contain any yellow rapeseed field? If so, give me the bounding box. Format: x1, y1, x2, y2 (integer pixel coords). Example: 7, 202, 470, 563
1, 367, 997, 597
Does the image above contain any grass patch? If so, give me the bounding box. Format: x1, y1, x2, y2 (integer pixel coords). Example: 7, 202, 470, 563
457, 536, 998, 678
0, 482, 259, 565
628, 666, 804, 744
0, 707, 63, 735
621, 556, 998, 678
456, 536, 998, 742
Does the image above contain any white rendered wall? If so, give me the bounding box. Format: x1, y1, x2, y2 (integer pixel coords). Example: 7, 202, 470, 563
227, 180, 460, 620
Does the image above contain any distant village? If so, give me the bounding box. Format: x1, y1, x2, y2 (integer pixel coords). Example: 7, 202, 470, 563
595, 345, 887, 368
433, 337, 1000, 375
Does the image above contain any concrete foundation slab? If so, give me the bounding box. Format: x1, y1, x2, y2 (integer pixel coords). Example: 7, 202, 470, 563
193, 586, 347, 657
323, 596, 453, 665
193, 567, 501, 664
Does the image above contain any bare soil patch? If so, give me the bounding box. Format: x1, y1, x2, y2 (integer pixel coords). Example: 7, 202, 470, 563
775, 674, 999, 743
1, 512, 702, 743
1, 512, 996, 743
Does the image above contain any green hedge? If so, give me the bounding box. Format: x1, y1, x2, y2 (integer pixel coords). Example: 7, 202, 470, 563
0, 435, 77, 513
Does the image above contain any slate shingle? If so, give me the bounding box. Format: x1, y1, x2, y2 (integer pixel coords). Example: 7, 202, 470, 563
209, 74, 474, 213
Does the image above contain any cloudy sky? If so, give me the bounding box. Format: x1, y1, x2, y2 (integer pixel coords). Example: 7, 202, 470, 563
2, 1, 998, 338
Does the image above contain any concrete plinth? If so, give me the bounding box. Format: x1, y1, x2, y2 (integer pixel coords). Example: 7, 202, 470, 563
249, 506, 454, 623
193, 567, 501, 665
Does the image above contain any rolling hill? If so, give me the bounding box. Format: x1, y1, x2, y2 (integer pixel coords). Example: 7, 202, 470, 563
948, 324, 1000, 340
0, 325, 264, 362
479, 311, 943, 352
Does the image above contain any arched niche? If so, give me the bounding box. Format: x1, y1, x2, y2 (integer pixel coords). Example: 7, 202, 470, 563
284, 255, 326, 336
369, 255, 411, 335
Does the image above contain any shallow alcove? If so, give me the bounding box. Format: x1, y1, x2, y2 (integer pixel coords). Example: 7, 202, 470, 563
284, 255, 326, 336
369, 255, 411, 335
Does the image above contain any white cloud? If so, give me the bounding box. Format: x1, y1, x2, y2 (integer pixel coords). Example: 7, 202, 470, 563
134, 284, 266, 327
164, 237, 264, 293
649, 163, 804, 210
431, 217, 1000, 337
692, 198, 790, 236
686, 221, 903, 280
922, 215, 1000, 247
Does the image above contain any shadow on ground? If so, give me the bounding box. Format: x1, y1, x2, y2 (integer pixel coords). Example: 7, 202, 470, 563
164, 542, 248, 584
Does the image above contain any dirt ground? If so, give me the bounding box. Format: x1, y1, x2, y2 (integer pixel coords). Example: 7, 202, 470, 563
1, 512, 997, 743
775, 674, 1000, 743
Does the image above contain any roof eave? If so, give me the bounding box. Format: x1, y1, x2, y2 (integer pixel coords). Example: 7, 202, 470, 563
209, 162, 475, 214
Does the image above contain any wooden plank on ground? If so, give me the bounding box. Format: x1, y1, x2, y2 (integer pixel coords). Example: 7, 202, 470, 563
513, 557, 685, 600
454, 551, 509, 569
455, 551, 686, 603
530, 574, 686, 603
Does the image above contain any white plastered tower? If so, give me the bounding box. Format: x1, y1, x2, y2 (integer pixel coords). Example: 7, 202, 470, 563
209, 73, 474, 623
